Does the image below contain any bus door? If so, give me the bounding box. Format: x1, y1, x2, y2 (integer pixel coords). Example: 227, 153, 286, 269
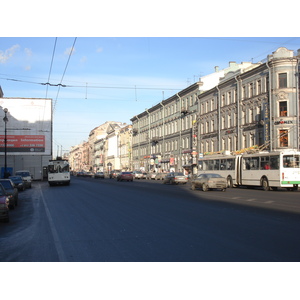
236, 155, 242, 186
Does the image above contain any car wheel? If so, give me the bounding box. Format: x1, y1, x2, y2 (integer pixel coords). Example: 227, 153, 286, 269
202, 183, 209, 192
191, 183, 196, 190
222, 188, 226, 192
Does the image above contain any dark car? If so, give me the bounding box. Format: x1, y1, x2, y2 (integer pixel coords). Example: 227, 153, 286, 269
117, 172, 133, 182
94, 172, 105, 179
9, 175, 25, 191
191, 173, 227, 192
0, 184, 9, 223
111, 170, 121, 179
163, 172, 188, 185
0, 179, 18, 209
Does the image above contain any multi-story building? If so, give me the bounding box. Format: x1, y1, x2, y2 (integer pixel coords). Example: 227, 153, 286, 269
69, 121, 132, 174
131, 47, 300, 174
119, 124, 132, 171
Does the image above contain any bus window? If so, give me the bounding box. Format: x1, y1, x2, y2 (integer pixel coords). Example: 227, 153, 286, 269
61, 164, 69, 173
260, 156, 270, 170
283, 155, 300, 168
243, 157, 259, 170
270, 156, 279, 170
214, 160, 220, 170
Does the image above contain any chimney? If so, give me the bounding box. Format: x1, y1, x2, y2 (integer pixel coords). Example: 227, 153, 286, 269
214, 66, 219, 72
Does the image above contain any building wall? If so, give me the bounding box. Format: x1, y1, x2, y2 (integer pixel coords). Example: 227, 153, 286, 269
131, 47, 300, 174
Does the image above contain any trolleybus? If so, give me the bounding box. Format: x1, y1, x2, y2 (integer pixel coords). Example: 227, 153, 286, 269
198, 149, 300, 191
47, 157, 70, 186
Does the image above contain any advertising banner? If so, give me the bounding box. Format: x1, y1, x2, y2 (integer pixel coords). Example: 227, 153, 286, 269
0, 98, 52, 155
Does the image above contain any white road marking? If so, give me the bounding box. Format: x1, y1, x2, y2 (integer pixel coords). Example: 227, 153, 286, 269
38, 185, 67, 262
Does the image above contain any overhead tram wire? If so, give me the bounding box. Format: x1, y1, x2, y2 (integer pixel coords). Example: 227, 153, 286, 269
53, 37, 77, 113
0, 76, 182, 91
45, 37, 57, 99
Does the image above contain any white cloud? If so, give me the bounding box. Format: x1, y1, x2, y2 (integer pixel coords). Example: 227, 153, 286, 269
0, 44, 20, 64
64, 47, 76, 56
24, 48, 32, 57
96, 47, 103, 53
80, 56, 87, 63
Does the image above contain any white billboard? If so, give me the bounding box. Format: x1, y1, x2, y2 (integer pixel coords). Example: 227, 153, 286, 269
0, 98, 52, 155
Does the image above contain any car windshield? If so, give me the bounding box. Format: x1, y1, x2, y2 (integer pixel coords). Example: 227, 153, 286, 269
174, 172, 184, 176
122, 172, 131, 174
207, 174, 222, 178
16, 172, 30, 176
0, 181, 12, 189
9, 176, 22, 181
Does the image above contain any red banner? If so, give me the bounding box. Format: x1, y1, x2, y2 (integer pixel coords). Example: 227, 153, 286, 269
0, 135, 45, 152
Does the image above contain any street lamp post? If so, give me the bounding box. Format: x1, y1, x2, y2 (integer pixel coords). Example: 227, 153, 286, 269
3, 108, 8, 178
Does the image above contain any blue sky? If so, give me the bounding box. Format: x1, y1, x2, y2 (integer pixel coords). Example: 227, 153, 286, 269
1, 37, 300, 154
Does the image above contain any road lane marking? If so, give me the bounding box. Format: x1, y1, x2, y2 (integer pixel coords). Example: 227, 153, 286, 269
38, 185, 67, 262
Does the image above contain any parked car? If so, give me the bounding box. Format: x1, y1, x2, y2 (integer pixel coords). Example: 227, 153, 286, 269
163, 172, 188, 185
15, 170, 32, 188
110, 170, 121, 179
9, 175, 26, 191
0, 184, 9, 223
94, 172, 105, 179
0, 179, 18, 209
191, 173, 227, 192
85, 172, 94, 177
117, 172, 134, 182
132, 171, 143, 179
141, 172, 147, 179
155, 173, 166, 180
146, 173, 157, 180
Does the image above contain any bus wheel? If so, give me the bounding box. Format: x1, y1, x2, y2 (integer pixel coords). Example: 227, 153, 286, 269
262, 178, 270, 191
227, 176, 233, 188
293, 184, 298, 191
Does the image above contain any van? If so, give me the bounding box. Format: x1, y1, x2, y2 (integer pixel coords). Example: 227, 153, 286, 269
15, 170, 32, 188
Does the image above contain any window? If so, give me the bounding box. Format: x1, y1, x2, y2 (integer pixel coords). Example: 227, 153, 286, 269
249, 83, 253, 98
279, 130, 288, 147
228, 91, 232, 104
244, 157, 259, 170
279, 73, 287, 88
242, 86, 246, 99
279, 101, 287, 117
257, 80, 261, 94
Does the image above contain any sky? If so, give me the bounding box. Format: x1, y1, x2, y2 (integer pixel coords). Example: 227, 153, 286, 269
1, 37, 300, 155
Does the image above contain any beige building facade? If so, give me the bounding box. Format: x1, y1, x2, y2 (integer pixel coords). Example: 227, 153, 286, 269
131, 47, 300, 174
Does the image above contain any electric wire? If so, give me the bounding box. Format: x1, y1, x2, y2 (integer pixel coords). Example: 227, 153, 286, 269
53, 37, 77, 112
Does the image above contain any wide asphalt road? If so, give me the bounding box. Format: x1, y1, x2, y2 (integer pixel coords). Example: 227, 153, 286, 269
0, 176, 300, 262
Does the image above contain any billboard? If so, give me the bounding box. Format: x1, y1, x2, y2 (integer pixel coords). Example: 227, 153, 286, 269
0, 98, 52, 155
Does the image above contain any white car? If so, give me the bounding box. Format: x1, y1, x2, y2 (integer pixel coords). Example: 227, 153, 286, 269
15, 170, 32, 188
132, 171, 143, 179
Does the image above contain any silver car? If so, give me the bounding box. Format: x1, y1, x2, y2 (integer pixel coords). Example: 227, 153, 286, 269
132, 171, 143, 179
191, 173, 227, 192
163, 172, 188, 185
